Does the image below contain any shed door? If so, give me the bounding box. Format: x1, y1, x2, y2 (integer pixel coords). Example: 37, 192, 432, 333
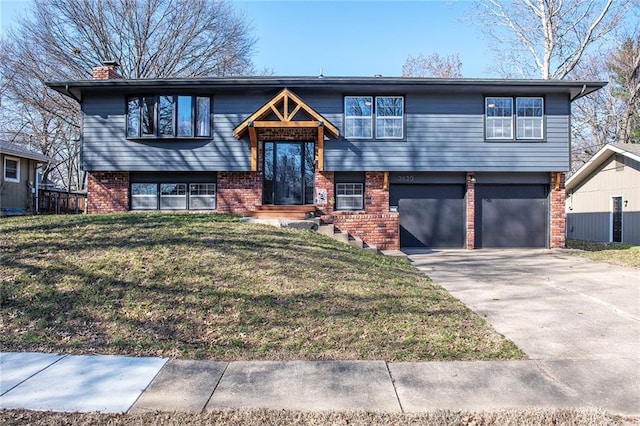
612, 196, 623, 243
475, 185, 548, 248
394, 184, 465, 248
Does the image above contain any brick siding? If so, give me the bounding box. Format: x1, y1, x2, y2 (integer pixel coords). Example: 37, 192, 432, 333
550, 172, 566, 249
320, 172, 399, 250
217, 171, 262, 214
465, 172, 476, 250
87, 172, 129, 213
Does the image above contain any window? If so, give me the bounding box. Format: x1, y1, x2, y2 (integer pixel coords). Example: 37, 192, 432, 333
160, 183, 187, 210
376, 96, 404, 139
3, 156, 20, 183
486, 97, 513, 139
516, 97, 544, 139
189, 183, 216, 210
131, 181, 216, 210
345, 96, 373, 139
336, 183, 364, 210
486, 96, 544, 141
345, 96, 404, 140
127, 95, 211, 138
131, 183, 158, 210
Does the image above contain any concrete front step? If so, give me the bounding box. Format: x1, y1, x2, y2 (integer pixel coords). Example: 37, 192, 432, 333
240, 217, 319, 230
316, 224, 376, 252
245, 205, 317, 220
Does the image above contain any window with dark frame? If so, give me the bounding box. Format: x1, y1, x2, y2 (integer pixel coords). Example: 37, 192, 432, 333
131, 182, 216, 210
345, 96, 403, 140
486, 96, 544, 141
336, 182, 364, 210
127, 95, 212, 138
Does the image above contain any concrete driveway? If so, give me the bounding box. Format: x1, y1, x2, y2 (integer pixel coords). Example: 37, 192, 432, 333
407, 249, 640, 413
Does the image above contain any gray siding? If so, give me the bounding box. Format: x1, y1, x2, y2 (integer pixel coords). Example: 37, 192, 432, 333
82, 94, 251, 171
323, 92, 570, 172
566, 212, 611, 242
567, 211, 640, 245
81, 90, 571, 173
623, 212, 640, 245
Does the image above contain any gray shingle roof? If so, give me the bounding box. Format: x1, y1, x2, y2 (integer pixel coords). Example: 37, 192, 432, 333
0, 140, 55, 162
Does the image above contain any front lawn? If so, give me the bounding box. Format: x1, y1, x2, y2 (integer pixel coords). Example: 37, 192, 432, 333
1, 213, 521, 361
566, 239, 640, 268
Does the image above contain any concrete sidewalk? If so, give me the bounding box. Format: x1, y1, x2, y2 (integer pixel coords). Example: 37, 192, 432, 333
1, 352, 638, 416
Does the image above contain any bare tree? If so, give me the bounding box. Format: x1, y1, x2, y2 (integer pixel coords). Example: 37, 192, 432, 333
607, 36, 640, 144
570, 33, 639, 171
474, 0, 630, 79
402, 53, 463, 78
0, 0, 257, 190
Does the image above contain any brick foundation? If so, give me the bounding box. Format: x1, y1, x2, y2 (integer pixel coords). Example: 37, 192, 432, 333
87, 172, 129, 213
466, 172, 476, 250
550, 172, 566, 249
217, 171, 262, 214
320, 172, 399, 250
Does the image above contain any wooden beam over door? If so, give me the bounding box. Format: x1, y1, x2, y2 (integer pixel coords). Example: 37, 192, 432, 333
317, 125, 324, 171
249, 125, 258, 171
251, 121, 323, 128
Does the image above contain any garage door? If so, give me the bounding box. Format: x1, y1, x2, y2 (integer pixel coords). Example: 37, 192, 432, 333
393, 184, 465, 248
475, 185, 548, 248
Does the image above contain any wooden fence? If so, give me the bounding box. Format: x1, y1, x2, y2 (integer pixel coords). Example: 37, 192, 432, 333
38, 189, 87, 214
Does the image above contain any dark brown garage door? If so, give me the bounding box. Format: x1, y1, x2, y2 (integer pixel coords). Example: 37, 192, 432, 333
392, 184, 465, 248
475, 185, 548, 248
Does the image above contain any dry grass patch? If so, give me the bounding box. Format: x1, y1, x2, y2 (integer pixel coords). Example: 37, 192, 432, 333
1, 213, 521, 361
0, 408, 630, 426
566, 239, 640, 269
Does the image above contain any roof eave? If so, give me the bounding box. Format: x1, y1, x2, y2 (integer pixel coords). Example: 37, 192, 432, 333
566, 144, 639, 190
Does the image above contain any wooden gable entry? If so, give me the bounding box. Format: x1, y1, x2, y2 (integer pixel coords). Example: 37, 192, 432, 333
232, 88, 339, 172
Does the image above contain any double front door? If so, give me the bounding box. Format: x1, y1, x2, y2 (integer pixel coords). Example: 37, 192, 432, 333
263, 141, 315, 205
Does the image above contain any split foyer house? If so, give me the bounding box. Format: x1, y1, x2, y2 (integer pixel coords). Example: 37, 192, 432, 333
566, 143, 640, 245
46, 63, 604, 250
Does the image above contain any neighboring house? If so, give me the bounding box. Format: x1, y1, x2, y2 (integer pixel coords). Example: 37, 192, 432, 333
566, 144, 640, 245
0, 140, 54, 216
46, 63, 604, 249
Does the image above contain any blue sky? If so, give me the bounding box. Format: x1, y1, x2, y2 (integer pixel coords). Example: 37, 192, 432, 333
0, 0, 494, 77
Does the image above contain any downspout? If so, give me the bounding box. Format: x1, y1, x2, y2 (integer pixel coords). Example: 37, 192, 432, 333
35, 165, 39, 213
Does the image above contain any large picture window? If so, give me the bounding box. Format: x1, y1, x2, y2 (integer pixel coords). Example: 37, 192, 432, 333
127, 95, 212, 138
345, 96, 404, 140
486, 96, 544, 141
3, 156, 20, 183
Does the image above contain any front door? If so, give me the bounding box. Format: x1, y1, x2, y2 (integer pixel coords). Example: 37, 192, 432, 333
612, 196, 623, 243
264, 141, 315, 205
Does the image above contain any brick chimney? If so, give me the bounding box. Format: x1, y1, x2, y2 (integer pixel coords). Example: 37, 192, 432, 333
92, 60, 122, 80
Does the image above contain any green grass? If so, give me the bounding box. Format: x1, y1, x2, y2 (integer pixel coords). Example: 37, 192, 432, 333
1, 213, 521, 361
566, 239, 640, 268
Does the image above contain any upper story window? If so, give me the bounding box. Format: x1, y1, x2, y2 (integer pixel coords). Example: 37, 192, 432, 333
345, 96, 404, 140
127, 95, 211, 138
516, 97, 544, 139
486, 97, 544, 141
3, 156, 20, 183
